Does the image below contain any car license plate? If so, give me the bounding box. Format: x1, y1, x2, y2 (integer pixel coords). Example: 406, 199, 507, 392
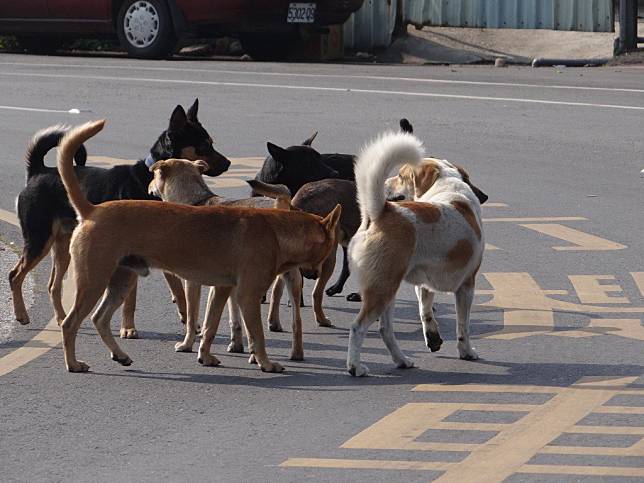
287, 3, 316, 23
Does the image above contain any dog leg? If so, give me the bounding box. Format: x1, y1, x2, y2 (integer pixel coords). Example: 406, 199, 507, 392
197, 286, 233, 367
325, 245, 348, 296
347, 289, 389, 377
379, 302, 414, 369
313, 245, 336, 327
415, 286, 442, 352
175, 280, 201, 352
283, 268, 304, 361
120, 281, 139, 339
91, 268, 137, 366
163, 272, 187, 325
61, 274, 113, 373
48, 232, 72, 325
267, 276, 285, 332
9, 237, 54, 325
226, 292, 245, 353
239, 293, 284, 373
454, 284, 478, 361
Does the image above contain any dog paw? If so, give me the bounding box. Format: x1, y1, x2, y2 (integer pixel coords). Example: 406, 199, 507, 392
289, 350, 304, 361
347, 364, 368, 377
248, 354, 258, 365
346, 293, 362, 302
66, 360, 90, 373
260, 361, 284, 373
425, 332, 443, 352
198, 353, 220, 367
458, 344, 479, 361
119, 328, 139, 339
325, 286, 341, 297
227, 341, 244, 353
111, 353, 132, 366
396, 357, 415, 369
15, 314, 31, 326
268, 321, 284, 332
174, 341, 194, 353
316, 317, 335, 328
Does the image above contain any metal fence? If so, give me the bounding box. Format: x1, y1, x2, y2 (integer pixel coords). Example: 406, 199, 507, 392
344, 0, 614, 49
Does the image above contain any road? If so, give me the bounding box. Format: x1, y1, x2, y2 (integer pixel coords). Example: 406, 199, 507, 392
0, 53, 643, 482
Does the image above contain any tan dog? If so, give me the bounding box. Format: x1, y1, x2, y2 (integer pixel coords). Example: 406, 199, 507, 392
56, 121, 341, 373
347, 132, 487, 376
147, 158, 305, 359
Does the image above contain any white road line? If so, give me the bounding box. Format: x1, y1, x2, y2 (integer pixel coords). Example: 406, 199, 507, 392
0, 104, 76, 114
1, 60, 643, 94
2, 72, 643, 111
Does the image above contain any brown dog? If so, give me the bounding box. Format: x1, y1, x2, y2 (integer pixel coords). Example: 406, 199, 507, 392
56, 121, 341, 373
147, 158, 305, 359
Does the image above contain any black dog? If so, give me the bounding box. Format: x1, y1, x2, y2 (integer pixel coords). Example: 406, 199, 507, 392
253, 133, 358, 300
10, 99, 231, 334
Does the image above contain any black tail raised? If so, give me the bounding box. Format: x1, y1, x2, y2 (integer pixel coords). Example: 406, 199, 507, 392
25, 125, 87, 180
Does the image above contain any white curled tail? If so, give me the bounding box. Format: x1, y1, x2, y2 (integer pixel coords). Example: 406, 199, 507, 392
354, 131, 424, 226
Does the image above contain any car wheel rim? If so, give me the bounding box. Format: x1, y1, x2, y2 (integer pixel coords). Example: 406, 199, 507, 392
124, 1, 160, 48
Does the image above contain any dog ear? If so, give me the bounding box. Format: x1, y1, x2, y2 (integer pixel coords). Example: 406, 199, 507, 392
149, 161, 166, 194
399, 118, 413, 133
471, 185, 489, 205
187, 98, 199, 122
267, 142, 288, 163
169, 105, 187, 132
302, 131, 318, 146
321, 204, 342, 235
193, 159, 210, 174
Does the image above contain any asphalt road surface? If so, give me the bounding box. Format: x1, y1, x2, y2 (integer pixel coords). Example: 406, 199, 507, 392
1, 53, 643, 482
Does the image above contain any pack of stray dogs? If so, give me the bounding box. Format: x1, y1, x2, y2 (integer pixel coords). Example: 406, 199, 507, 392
9, 99, 488, 377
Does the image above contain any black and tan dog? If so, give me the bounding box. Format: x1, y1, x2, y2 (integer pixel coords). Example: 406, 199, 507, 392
10, 99, 230, 338
56, 120, 341, 373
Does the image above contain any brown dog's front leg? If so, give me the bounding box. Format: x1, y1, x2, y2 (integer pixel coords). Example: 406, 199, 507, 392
198, 286, 233, 367
163, 272, 187, 324
239, 293, 284, 373
226, 291, 245, 353
283, 268, 304, 361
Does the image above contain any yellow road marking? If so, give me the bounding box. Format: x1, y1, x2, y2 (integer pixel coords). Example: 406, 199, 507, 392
341, 403, 477, 452
285, 376, 644, 479
520, 223, 627, 251
281, 458, 453, 471
423, 376, 639, 483
0, 207, 18, 226
0, 275, 74, 377
568, 275, 630, 304
556, 319, 644, 340
633, 272, 644, 297
539, 439, 644, 456
517, 464, 644, 477
87, 155, 265, 167
569, 425, 644, 435
413, 383, 557, 394
483, 202, 508, 208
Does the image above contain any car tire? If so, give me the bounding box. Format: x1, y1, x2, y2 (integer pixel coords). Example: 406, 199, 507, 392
17, 36, 63, 55
240, 33, 297, 61
117, 0, 176, 59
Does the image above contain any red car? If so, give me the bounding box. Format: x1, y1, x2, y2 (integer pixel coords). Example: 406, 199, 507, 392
0, 1, 364, 59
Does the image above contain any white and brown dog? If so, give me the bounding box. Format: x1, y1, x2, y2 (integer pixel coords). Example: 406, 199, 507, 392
347, 132, 488, 376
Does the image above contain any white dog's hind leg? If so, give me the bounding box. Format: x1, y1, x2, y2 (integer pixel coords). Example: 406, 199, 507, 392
347, 296, 385, 377
454, 284, 478, 360
379, 302, 414, 369
415, 286, 442, 352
